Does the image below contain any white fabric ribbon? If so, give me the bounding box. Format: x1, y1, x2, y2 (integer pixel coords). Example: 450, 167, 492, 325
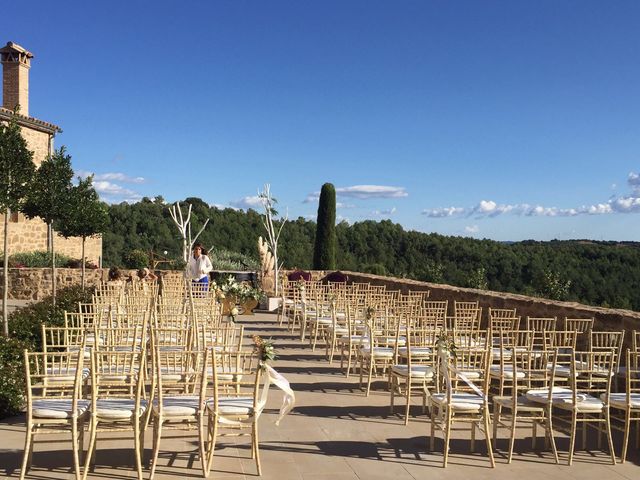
216, 363, 295, 427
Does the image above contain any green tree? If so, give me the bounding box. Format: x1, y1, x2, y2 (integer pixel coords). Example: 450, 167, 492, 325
23, 147, 75, 306
313, 183, 337, 270
0, 117, 35, 336
57, 176, 109, 289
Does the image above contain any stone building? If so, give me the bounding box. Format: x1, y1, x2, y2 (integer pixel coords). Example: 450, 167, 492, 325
0, 41, 102, 265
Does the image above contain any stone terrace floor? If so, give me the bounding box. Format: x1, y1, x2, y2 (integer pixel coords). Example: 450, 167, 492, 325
1, 312, 639, 479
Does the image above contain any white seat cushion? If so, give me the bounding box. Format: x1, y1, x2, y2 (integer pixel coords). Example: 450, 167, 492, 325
44, 367, 90, 383
398, 347, 432, 357
604, 392, 640, 409
95, 398, 148, 420
337, 335, 364, 344
489, 365, 526, 379
526, 386, 572, 404
155, 395, 201, 416
32, 399, 90, 419
430, 393, 483, 411
208, 396, 254, 415
391, 364, 434, 378
361, 347, 394, 357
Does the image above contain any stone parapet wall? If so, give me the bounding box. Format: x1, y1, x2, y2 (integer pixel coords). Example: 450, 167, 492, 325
0, 268, 186, 301
340, 271, 640, 334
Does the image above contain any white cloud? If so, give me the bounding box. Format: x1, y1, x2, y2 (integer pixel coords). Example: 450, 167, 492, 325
230, 195, 264, 210
422, 206, 466, 217
93, 180, 142, 203
336, 202, 356, 209
372, 207, 397, 216
303, 184, 408, 203
465, 225, 480, 234
77, 170, 145, 184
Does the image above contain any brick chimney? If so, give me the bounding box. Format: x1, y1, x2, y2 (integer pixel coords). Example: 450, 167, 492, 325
0, 41, 33, 116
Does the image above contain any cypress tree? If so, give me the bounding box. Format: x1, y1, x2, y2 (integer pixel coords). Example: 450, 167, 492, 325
313, 183, 336, 269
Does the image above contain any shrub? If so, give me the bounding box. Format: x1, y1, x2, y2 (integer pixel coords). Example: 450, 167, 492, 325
362, 263, 387, 276
0, 337, 31, 418
8, 285, 94, 350
1, 250, 73, 268
124, 249, 149, 269
211, 248, 260, 271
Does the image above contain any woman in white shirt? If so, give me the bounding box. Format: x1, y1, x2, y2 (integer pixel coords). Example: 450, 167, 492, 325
188, 243, 213, 286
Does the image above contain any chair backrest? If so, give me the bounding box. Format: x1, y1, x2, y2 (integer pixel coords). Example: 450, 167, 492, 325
526, 316, 557, 332
208, 350, 261, 413
570, 350, 615, 399
97, 324, 145, 351
198, 324, 244, 352
42, 325, 86, 354
590, 331, 625, 372
507, 348, 552, 404
633, 331, 640, 352
452, 302, 481, 332
624, 349, 640, 401
89, 349, 145, 402
24, 348, 86, 409
489, 316, 520, 333
489, 308, 517, 320
152, 348, 206, 415
542, 330, 578, 350
564, 317, 594, 334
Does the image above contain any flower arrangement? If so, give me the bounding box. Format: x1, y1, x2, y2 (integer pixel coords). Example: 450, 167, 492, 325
217, 275, 265, 304
253, 335, 277, 365
228, 306, 239, 323
435, 329, 457, 359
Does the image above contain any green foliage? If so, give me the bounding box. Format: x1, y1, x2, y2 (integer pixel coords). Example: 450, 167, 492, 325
2, 250, 74, 268
313, 183, 337, 270
0, 116, 35, 213
468, 267, 489, 290
1, 286, 92, 418
362, 263, 387, 276
7, 286, 94, 349
538, 269, 571, 301
99, 197, 640, 311
0, 336, 30, 418
23, 147, 75, 227
211, 248, 260, 271
124, 249, 150, 269
57, 176, 109, 241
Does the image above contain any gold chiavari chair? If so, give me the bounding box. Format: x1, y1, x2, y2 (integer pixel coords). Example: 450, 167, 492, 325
205, 350, 263, 476
419, 300, 448, 330
492, 349, 556, 463
83, 350, 147, 480
390, 320, 437, 424
358, 307, 397, 396
489, 330, 534, 397
149, 348, 208, 479
429, 346, 494, 468
609, 349, 640, 463
488, 307, 517, 320
20, 349, 89, 480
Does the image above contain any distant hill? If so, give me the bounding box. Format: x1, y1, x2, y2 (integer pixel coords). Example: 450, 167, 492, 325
103, 197, 640, 311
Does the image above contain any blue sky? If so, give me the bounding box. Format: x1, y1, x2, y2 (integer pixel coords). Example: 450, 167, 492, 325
5, 1, 640, 241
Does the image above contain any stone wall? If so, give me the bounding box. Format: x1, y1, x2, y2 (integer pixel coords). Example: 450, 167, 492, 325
0, 268, 186, 300
340, 271, 640, 334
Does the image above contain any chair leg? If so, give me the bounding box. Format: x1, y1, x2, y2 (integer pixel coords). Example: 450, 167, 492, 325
135, 419, 145, 480
404, 380, 411, 426
620, 411, 630, 464
507, 411, 517, 464
82, 419, 98, 480
484, 411, 496, 468
567, 413, 578, 466
429, 403, 436, 451
253, 419, 262, 476
19, 424, 33, 480
546, 407, 559, 464
197, 414, 208, 477
443, 412, 451, 468
366, 360, 374, 396
71, 421, 82, 480
604, 409, 616, 465
149, 416, 163, 479
205, 415, 219, 476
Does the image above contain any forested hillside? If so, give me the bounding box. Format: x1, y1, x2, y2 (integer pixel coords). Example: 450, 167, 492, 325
103, 197, 640, 311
